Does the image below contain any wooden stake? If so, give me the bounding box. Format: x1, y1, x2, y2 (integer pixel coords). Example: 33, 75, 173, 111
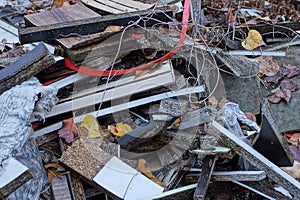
193, 155, 217, 200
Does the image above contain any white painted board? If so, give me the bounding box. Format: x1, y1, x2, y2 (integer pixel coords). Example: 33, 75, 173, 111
93, 156, 164, 199
0, 157, 28, 188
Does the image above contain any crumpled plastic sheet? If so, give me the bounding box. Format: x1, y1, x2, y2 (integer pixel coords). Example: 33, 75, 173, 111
220, 102, 260, 138
7, 138, 48, 200
0, 77, 58, 175
219, 102, 261, 170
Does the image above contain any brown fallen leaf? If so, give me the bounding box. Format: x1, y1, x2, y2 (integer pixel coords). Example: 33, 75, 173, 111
245, 112, 257, 122
58, 118, 78, 143
280, 79, 299, 92
226, 6, 238, 26
284, 65, 300, 78
241, 30, 266, 50
48, 169, 64, 182
256, 56, 280, 77
267, 94, 282, 104
103, 26, 123, 33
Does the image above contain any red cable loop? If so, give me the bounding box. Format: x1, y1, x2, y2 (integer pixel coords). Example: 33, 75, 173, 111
64, 0, 190, 77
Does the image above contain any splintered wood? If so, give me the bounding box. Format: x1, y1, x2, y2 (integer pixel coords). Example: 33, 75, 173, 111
59, 139, 111, 179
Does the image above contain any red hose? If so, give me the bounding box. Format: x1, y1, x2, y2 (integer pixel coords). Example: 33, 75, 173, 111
64, 0, 190, 77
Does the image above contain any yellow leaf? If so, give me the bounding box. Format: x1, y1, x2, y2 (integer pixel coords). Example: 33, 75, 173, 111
80, 115, 103, 140
167, 117, 181, 129
116, 124, 132, 137
136, 159, 166, 189
108, 123, 132, 138
241, 30, 266, 50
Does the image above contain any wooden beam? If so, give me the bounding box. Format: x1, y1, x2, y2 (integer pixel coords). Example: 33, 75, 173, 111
19, 7, 172, 44
0, 42, 55, 95
193, 155, 217, 200
211, 120, 300, 198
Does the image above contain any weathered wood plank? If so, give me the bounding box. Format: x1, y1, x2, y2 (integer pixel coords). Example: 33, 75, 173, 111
83, 0, 137, 13
19, 7, 172, 44
0, 42, 55, 95
193, 155, 217, 200
25, 3, 100, 26
211, 120, 300, 198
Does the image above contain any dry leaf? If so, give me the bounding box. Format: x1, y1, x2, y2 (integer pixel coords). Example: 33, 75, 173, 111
80, 115, 103, 142
284, 65, 300, 78
108, 123, 132, 138
136, 159, 166, 189
280, 79, 299, 92
245, 112, 256, 122
256, 56, 280, 77
226, 6, 238, 26
241, 30, 266, 50
58, 118, 78, 143
103, 26, 123, 33
167, 117, 181, 129
281, 161, 300, 181
287, 133, 300, 146
267, 94, 282, 104
48, 169, 64, 181
44, 163, 60, 169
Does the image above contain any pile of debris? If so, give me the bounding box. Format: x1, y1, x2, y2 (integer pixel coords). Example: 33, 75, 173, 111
0, 0, 300, 199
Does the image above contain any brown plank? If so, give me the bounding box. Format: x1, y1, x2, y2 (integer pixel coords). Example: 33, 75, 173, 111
193, 155, 217, 200
19, 7, 172, 44
25, 3, 100, 26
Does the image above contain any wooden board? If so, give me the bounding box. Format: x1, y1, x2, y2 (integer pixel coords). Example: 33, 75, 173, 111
82, 0, 154, 14
193, 155, 217, 200
19, 7, 172, 44
25, 3, 100, 27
